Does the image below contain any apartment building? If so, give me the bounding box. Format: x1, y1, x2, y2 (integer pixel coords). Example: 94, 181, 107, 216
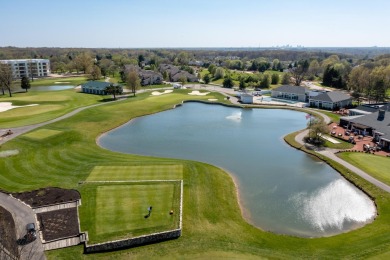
0, 59, 51, 79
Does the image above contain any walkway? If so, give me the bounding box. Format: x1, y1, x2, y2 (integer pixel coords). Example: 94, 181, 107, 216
0, 192, 45, 260
295, 129, 390, 193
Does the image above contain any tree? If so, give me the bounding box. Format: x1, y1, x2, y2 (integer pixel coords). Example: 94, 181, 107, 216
259, 74, 270, 89
348, 66, 368, 105
21, 76, 31, 92
289, 59, 309, 86
203, 73, 211, 84
306, 117, 328, 146
272, 59, 280, 71
0, 63, 13, 97
281, 73, 290, 85
271, 73, 279, 85
126, 69, 140, 97
105, 83, 122, 100
208, 64, 216, 75
179, 76, 187, 85
98, 58, 114, 77
239, 77, 246, 90
308, 60, 321, 78
87, 65, 102, 80
223, 77, 234, 88
214, 67, 225, 80
74, 52, 93, 73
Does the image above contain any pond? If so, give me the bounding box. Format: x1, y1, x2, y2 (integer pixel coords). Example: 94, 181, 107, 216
98, 102, 376, 237
32, 85, 74, 91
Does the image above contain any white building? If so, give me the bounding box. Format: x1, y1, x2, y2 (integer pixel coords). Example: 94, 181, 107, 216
0, 59, 51, 79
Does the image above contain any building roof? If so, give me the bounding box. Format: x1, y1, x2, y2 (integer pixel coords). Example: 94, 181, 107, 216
342, 109, 390, 138
310, 91, 351, 103
272, 85, 308, 95
82, 81, 112, 90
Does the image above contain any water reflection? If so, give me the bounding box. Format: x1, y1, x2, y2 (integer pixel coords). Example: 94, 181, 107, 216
291, 179, 375, 232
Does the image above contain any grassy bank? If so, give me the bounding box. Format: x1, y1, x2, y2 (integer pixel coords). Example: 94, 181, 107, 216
1, 91, 390, 259
338, 152, 390, 185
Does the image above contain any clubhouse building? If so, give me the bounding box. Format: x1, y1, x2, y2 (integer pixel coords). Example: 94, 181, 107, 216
81, 81, 123, 95
340, 104, 390, 151
0, 59, 50, 79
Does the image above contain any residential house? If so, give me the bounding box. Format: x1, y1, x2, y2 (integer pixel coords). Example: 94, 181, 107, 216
309, 91, 352, 110
159, 64, 199, 83
271, 85, 308, 102
81, 81, 122, 95
124, 65, 163, 86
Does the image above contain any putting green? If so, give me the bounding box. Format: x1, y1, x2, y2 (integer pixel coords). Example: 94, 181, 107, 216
22, 129, 63, 140
86, 165, 183, 181
95, 184, 177, 235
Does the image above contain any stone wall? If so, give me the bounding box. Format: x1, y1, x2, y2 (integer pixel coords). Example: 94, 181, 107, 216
84, 229, 181, 253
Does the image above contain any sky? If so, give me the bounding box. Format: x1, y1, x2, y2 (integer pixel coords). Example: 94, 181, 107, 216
1, 0, 390, 48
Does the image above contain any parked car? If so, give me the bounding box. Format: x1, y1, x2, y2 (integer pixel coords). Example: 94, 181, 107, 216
17, 223, 37, 245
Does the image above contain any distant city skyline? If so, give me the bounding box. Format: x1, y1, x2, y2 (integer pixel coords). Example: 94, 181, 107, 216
1, 0, 390, 48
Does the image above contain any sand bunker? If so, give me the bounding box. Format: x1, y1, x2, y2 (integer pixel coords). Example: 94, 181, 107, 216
208, 99, 218, 101
151, 90, 173, 96
0, 102, 38, 113
54, 81, 71, 84
188, 91, 210, 96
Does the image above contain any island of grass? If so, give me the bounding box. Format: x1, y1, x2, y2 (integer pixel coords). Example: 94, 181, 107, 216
1, 90, 390, 259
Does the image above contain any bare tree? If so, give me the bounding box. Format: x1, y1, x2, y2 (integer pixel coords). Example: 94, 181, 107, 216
87, 65, 102, 80
126, 69, 140, 97
289, 60, 309, 86
0, 63, 14, 97
74, 52, 93, 74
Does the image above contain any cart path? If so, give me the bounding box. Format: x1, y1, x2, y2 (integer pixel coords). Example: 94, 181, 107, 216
0, 192, 46, 260
0, 100, 122, 146
295, 129, 390, 193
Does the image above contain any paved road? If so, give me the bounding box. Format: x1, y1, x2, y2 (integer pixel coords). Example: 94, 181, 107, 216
0, 193, 45, 260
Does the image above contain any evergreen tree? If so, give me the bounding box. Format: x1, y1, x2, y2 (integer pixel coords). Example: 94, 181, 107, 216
271, 73, 279, 85
21, 76, 31, 92
223, 77, 234, 88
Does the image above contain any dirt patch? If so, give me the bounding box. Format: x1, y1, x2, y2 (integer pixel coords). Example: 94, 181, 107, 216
0, 206, 18, 258
37, 208, 80, 241
12, 187, 80, 208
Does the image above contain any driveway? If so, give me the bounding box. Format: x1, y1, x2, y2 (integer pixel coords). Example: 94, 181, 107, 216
0, 192, 45, 260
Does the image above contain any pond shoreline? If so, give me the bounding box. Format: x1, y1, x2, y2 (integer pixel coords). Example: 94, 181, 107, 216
96, 100, 376, 238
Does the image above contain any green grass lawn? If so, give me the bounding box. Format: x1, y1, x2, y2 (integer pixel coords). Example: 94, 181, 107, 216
1, 90, 390, 259
0, 90, 105, 128
29, 76, 88, 87
337, 152, 390, 185
22, 129, 63, 140
80, 182, 181, 244
323, 135, 354, 149
86, 165, 183, 181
